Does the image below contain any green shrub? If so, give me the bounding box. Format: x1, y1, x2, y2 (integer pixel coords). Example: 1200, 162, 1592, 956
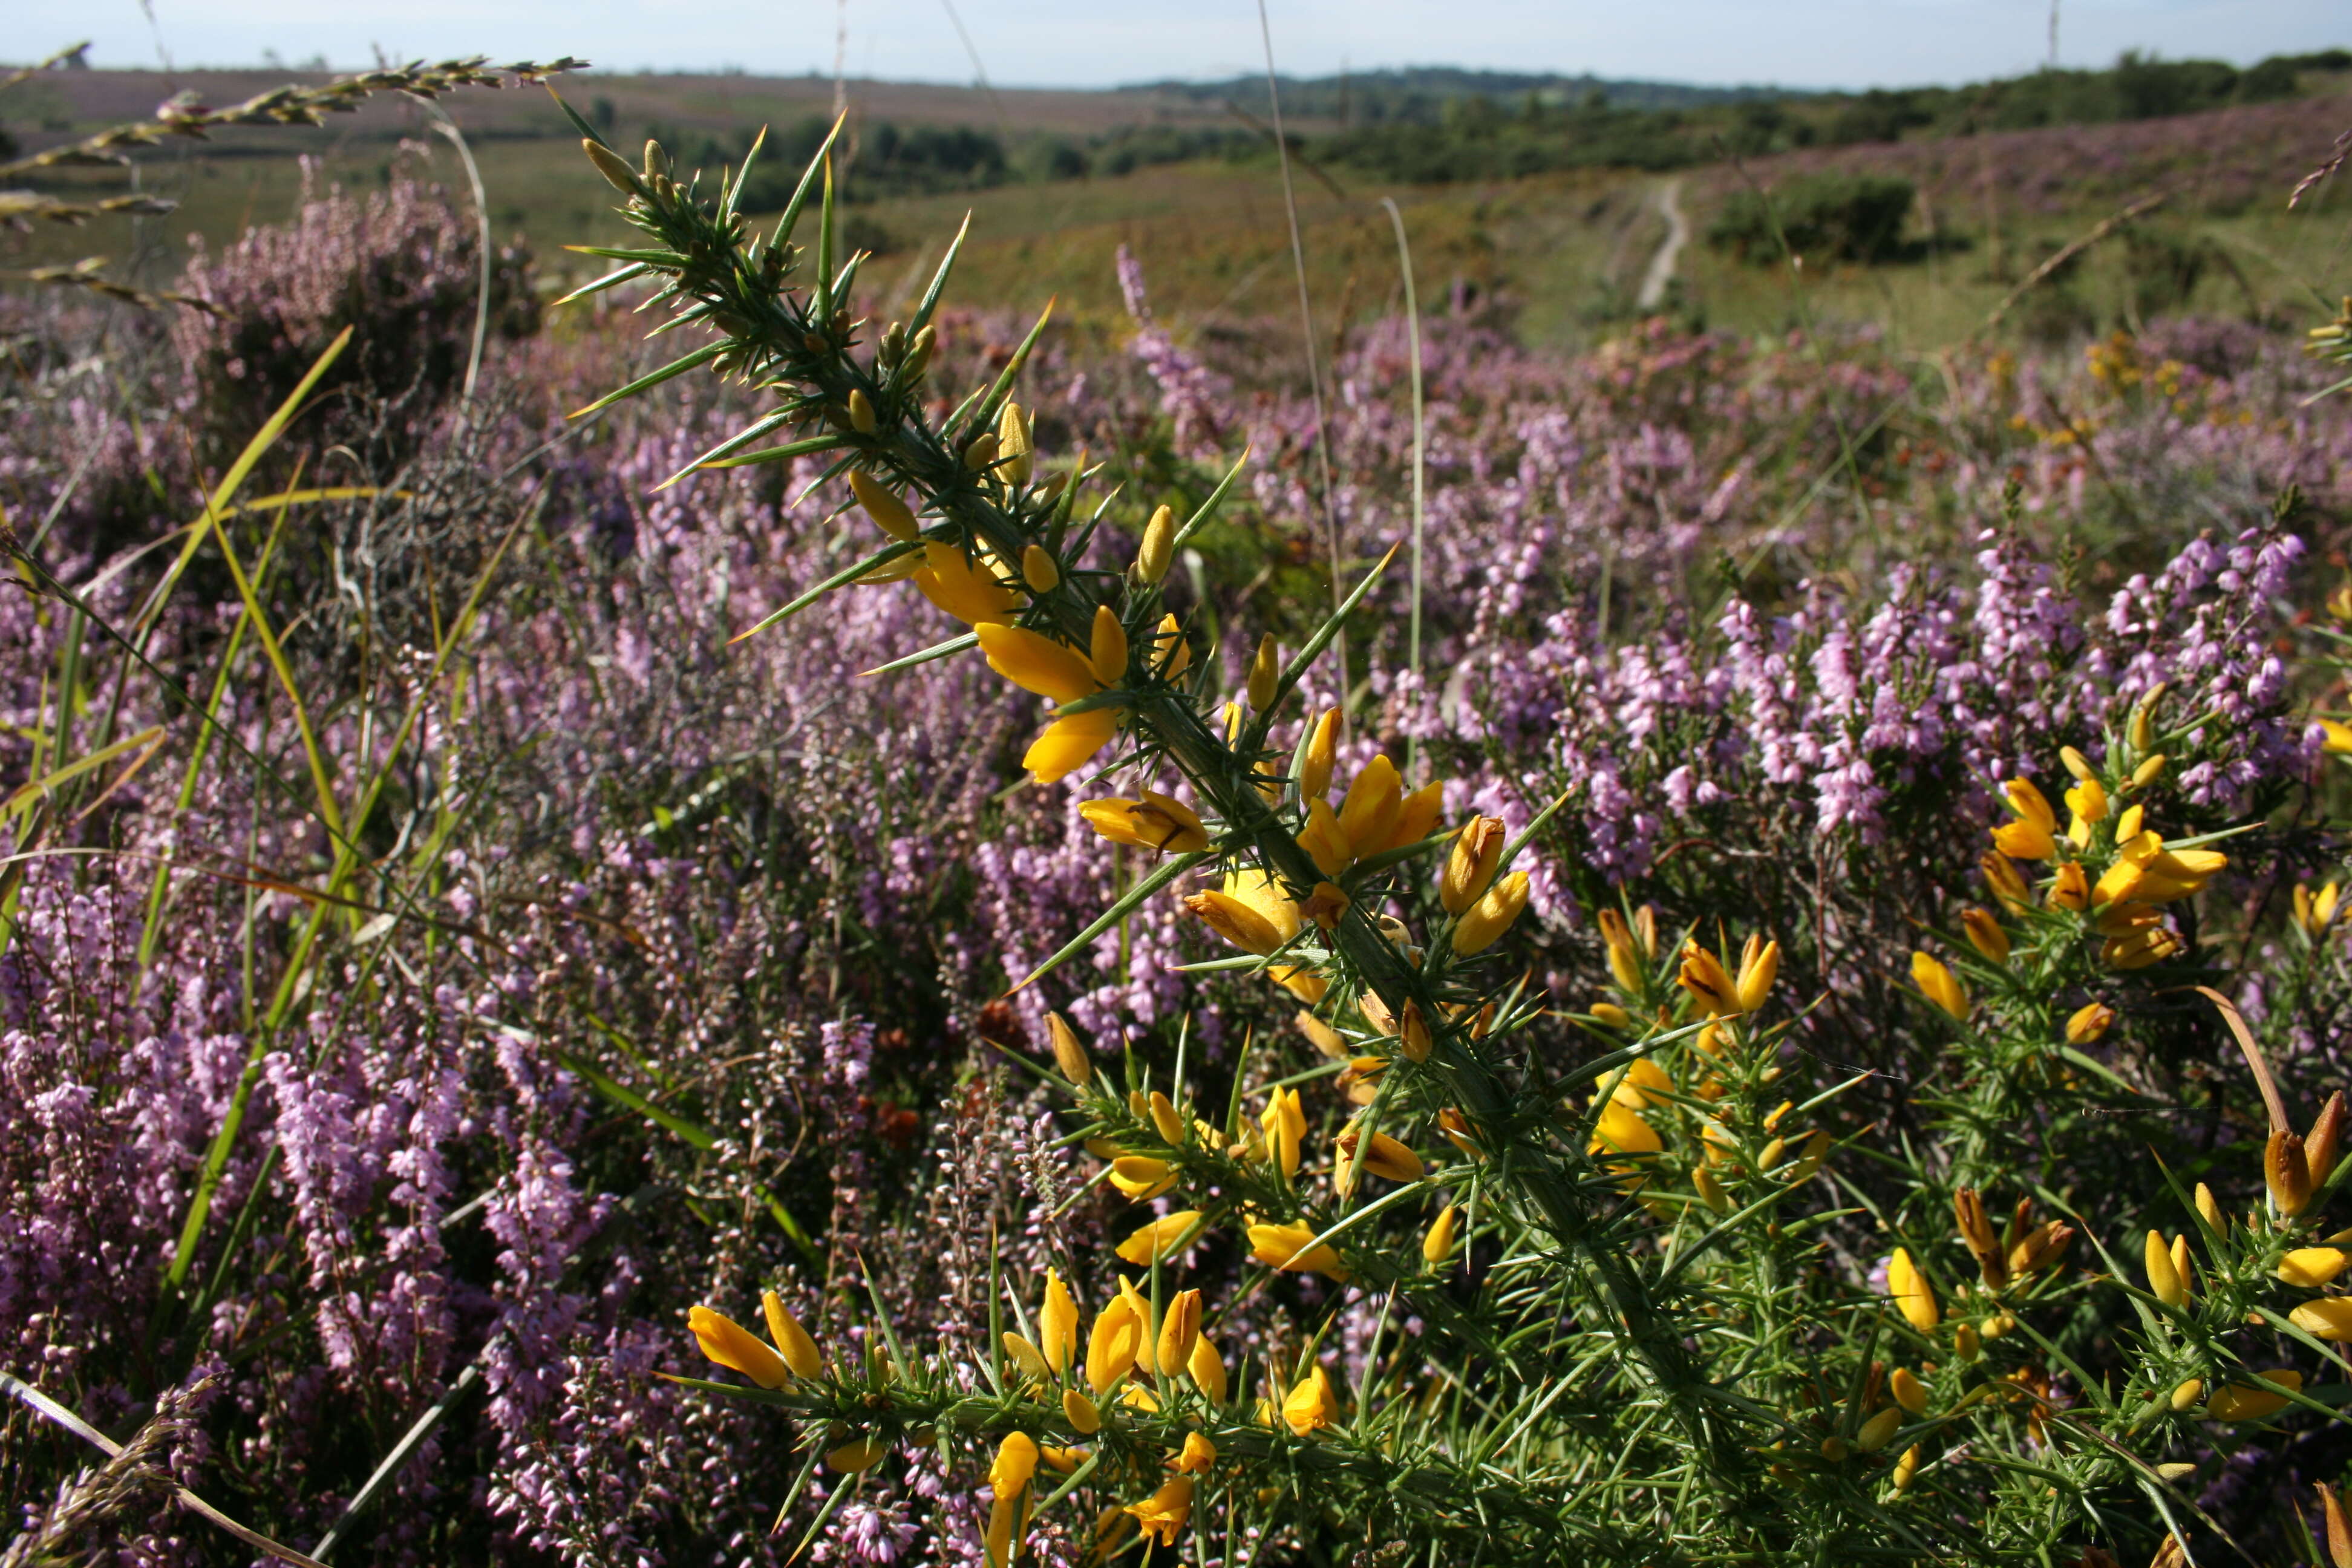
1705, 172, 1916, 266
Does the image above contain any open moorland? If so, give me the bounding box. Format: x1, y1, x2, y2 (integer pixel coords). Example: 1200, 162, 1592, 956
7, 42, 2352, 1568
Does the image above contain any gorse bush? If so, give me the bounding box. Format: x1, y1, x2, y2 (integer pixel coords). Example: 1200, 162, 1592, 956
562, 119, 2352, 1566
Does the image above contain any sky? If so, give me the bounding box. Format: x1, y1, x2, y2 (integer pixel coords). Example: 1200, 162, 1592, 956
36, 0, 2352, 91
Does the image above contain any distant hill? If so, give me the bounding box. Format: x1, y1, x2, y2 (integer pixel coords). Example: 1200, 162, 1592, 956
1130, 67, 1792, 123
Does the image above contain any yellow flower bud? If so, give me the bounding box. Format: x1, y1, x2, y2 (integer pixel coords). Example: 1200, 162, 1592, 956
1259, 1088, 1306, 1179
1855, 1406, 1904, 1454
1300, 707, 1341, 802
1889, 1367, 1929, 1417
1080, 792, 1210, 856
849, 468, 920, 542
1693, 1166, 1731, 1215
1062, 1388, 1102, 1434
1088, 606, 1129, 685
2170, 1377, 2204, 1412
848, 388, 877, 435
1960, 908, 2009, 964
1893, 1443, 1921, 1493
1735, 935, 1780, 1013
996, 400, 1032, 485
1886, 1247, 1939, 1333
2060, 745, 2096, 782
1021, 705, 1122, 784
1136, 504, 1175, 583
1085, 1296, 1143, 1394
2144, 1229, 2186, 1307
1441, 817, 1507, 916
1156, 1289, 1203, 1374
583, 137, 644, 192
2270, 1128, 2316, 1217
1187, 1331, 1227, 1403
1047, 1013, 1092, 1084
1423, 1203, 1460, 1262
1040, 1269, 1079, 1375
2195, 1181, 2225, 1233
1019, 543, 1059, 593
1248, 633, 1279, 711
963, 432, 1001, 472
1910, 952, 1970, 1022
1151, 613, 1191, 679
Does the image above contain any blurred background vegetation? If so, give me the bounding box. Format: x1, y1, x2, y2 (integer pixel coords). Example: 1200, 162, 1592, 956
5, 45, 2349, 351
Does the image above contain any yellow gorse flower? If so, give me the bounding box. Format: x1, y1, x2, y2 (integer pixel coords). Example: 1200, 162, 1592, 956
2143, 1229, 2188, 1308
1453, 872, 1530, 956
1246, 1218, 1349, 1281
1123, 1477, 1193, 1546
1079, 791, 1210, 855
913, 541, 1020, 627
1299, 707, 1342, 802
1281, 1363, 1337, 1436
1991, 778, 2058, 860
687, 1304, 793, 1389
1040, 1269, 1079, 1375
1114, 1210, 1200, 1267
2207, 1369, 2299, 1421
1439, 823, 1514, 921
1084, 1293, 1143, 1394
1260, 1087, 1307, 1179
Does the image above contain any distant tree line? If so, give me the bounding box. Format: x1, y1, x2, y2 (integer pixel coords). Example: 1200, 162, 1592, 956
609, 44, 2349, 223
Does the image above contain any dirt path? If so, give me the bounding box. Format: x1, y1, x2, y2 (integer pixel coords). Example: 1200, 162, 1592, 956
1636, 178, 1689, 311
